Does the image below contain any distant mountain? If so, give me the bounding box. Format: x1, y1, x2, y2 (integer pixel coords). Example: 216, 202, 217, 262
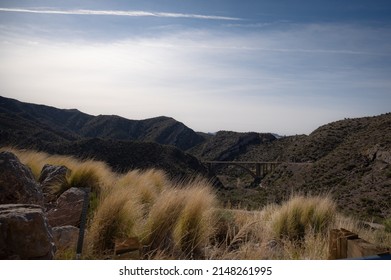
238, 114, 391, 163
0, 96, 204, 150
189, 130, 276, 161
228, 114, 391, 220
0, 96, 208, 179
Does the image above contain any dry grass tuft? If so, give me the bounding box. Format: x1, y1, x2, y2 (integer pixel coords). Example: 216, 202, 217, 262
270, 195, 336, 241
137, 177, 218, 259
86, 188, 141, 256
173, 179, 217, 258
208, 195, 337, 260
142, 169, 170, 193
67, 161, 104, 192
142, 187, 186, 254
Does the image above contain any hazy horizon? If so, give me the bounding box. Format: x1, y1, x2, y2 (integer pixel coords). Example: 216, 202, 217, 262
1, 0, 391, 135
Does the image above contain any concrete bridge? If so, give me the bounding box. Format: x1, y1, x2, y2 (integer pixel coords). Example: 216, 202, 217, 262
203, 161, 280, 182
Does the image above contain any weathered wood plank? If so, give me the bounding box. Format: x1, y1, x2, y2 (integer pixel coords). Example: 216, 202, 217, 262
114, 237, 141, 259
328, 229, 340, 260
329, 228, 390, 259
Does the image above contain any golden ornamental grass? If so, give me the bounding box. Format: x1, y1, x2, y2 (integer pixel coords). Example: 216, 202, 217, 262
173, 180, 217, 258
270, 195, 336, 241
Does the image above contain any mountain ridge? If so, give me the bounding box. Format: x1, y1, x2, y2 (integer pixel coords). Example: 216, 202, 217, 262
0, 96, 205, 150
0, 96, 209, 179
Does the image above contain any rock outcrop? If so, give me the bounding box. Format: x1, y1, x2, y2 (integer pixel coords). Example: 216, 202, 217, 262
0, 151, 43, 205
0, 204, 55, 259
46, 187, 84, 227
0, 152, 87, 259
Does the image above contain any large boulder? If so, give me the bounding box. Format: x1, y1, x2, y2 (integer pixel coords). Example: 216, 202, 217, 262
46, 187, 85, 227
0, 204, 55, 259
0, 151, 43, 205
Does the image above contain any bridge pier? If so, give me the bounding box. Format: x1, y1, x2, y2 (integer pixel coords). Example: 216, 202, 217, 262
263, 164, 267, 177
206, 162, 214, 176
256, 163, 261, 178
256, 163, 272, 178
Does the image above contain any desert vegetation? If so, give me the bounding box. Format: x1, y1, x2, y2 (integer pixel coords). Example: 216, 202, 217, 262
2, 147, 390, 260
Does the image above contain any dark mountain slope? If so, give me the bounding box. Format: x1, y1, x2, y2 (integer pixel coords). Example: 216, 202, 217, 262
78, 115, 205, 150
189, 131, 276, 161
42, 138, 208, 179
239, 114, 391, 163
0, 96, 85, 143
0, 96, 204, 150
0, 96, 209, 179
234, 114, 391, 220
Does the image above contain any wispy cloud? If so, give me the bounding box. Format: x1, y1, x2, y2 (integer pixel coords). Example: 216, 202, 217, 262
1, 15, 390, 134
0, 7, 241, 21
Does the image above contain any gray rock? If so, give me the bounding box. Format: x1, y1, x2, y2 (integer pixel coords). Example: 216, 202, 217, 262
38, 164, 70, 192
46, 187, 85, 227
377, 150, 391, 164
0, 204, 55, 259
52, 226, 79, 252
365, 145, 391, 164
38, 164, 70, 210
0, 152, 43, 205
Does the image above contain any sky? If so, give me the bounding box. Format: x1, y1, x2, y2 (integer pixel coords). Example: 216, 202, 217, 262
0, 0, 390, 135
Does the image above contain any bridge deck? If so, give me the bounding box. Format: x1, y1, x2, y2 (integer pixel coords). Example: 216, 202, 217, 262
203, 161, 312, 184
203, 161, 310, 165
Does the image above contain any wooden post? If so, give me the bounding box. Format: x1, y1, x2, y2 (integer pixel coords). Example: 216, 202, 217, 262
328, 229, 340, 260
340, 229, 358, 259
328, 228, 357, 259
